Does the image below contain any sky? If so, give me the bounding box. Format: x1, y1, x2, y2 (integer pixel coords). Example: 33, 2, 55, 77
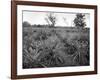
23, 11, 90, 27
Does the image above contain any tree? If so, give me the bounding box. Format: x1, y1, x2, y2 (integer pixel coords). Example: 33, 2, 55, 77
73, 13, 86, 28
45, 13, 57, 27
23, 21, 31, 27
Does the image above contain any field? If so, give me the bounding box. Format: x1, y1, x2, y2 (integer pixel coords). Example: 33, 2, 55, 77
23, 27, 90, 69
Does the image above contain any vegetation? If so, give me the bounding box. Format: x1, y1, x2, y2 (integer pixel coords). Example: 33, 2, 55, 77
23, 27, 90, 68
22, 12, 89, 68
23, 21, 31, 27
73, 13, 86, 28
45, 13, 57, 27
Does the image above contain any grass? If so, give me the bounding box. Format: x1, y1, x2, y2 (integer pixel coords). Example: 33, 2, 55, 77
23, 27, 90, 69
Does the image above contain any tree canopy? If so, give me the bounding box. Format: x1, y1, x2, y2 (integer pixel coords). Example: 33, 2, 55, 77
73, 13, 86, 28
23, 21, 31, 27
45, 13, 57, 27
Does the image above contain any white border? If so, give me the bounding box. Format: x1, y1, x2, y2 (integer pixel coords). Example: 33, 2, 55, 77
17, 5, 94, 75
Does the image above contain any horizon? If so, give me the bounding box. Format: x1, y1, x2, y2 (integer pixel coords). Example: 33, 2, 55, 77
23, 11, 90, 28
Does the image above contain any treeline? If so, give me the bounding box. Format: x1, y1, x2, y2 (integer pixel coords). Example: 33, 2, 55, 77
23, 21, 50, 28
23, 13, 87, 28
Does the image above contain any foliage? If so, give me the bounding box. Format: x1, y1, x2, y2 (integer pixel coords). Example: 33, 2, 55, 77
73, 13, 86, 28
39, 48, 64, 67
23, 27, 90, 68
72, 35, 90, 65
34, 30, 48, 41
23, 21, 31, 27
45, 13, 57, 27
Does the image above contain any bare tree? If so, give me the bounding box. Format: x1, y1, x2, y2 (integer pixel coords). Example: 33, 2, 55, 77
45, 13, 57, 27
63, 17, 68, 26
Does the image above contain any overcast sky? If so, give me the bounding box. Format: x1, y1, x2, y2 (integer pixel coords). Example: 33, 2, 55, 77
23, 11, 90, 27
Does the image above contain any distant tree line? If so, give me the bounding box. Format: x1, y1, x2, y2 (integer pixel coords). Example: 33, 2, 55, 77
23, 13, 86, 28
